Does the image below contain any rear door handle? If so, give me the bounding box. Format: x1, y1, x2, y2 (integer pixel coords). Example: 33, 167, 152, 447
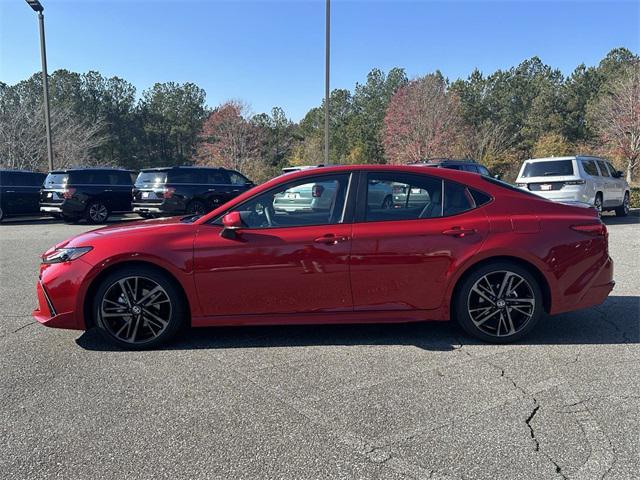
442, 227, 477, 238
314, 234, 349, 245
207, 188, 217, 192
5, 190, 15, 193
104, 189, 112, 192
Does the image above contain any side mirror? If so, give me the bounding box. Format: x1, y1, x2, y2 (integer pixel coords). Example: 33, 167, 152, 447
616, 170, 624, 178
245, 181, 255, 188
220, 211, 243, 239
494, 174, 502, 180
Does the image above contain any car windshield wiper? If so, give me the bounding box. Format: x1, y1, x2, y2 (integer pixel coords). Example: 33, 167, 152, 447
180, 214, 202, 223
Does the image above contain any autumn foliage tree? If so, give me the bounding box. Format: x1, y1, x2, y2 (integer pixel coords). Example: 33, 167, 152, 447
194, 101, 274, 181
383, 73, 466, 164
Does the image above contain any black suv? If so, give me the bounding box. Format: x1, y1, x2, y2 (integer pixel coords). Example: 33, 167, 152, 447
0, 170, 46, 222
132, 166, 254, 218
416, 158, 494, 177
40, 168, 135, 224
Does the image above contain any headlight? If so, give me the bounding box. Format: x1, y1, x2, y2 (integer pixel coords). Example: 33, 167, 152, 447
41, 247, 93, 264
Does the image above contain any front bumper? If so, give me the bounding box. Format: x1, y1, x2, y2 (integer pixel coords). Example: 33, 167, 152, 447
32, 259, 94, 330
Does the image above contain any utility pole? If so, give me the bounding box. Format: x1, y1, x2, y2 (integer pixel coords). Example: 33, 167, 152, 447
324, 0, 330, 165
26, 0, 54, 171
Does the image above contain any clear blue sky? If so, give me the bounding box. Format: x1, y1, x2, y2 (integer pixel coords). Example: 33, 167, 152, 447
1, 0, 638, 120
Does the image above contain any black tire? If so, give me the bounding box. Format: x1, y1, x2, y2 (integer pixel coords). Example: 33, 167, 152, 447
615, 192, 630, 217
186, 200, 207, 215
85, 201, 110, 224
138, 213, 153, 219
594, 193, 603, 215
381, 195, 393, 209
92, 265, 186, 349
453, 261, 543, 343
0, 205, 4, 222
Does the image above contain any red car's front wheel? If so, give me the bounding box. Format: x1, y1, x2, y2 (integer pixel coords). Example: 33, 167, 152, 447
454, 262, 543, 343
93, 266, 186, 349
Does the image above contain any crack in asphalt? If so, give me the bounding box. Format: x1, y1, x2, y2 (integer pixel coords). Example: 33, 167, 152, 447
0, 320, 37, 339
592, 305, 635, 344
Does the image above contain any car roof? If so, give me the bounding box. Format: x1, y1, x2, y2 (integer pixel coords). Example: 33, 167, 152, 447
139, 166, 230, 172
48, 167, 135, 174
524, 155, 606, 162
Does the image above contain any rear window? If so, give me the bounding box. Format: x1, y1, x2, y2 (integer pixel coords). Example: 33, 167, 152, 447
68, 171, 125, 185
136, 171, 167, 188
522, 160, 574, 178
44, 173, 69, 187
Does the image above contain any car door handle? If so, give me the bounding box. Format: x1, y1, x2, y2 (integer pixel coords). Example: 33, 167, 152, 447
314, 234, 349, 245
5, 190, 15, 193
104, 189, 112, 192
442, 227, 477, 238
208, 188, 217, 192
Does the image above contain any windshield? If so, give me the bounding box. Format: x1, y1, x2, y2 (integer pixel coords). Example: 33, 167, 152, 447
43, 173, 69, 188
136, 171, 167, 188
522, 160, 574, 178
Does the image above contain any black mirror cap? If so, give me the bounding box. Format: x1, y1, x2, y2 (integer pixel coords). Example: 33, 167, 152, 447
616, 170, 624, 178
493, 174, 502, 180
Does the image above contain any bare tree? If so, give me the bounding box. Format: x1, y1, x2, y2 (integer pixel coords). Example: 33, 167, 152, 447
589, 63, 640, 183
0, 96, 107, 171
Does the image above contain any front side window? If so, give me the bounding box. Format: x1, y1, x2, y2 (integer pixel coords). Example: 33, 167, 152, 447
366, 173, 443, 221
228, 171, 249, 185
582, 160, 599, 176
597, 160, 610, 177
224, 174, 350, 229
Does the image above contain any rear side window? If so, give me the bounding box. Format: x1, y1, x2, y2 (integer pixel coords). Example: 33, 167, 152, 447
116, 172, 133, 186
522, 160, 574, 177
597, 161, 610, 177
206, 170, 230, 184
44, 173, 69, 187
462, 165, 479, 173
469, 189, 491, 206
582, 160, 599, 176
167, 170, 201, 183
444, 181, 475, 216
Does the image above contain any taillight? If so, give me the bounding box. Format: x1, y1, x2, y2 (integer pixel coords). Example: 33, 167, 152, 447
564, 180, 586, 186
571, 223, 607, 237
62, 187, 76, 199
163, 187, 176, 199
312, 185, 324, 198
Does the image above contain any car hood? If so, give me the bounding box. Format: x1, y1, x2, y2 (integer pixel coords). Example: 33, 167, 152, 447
57, 216, 189, 249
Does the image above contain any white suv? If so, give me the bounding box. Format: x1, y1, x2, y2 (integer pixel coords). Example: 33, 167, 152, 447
516, 156, 630, 216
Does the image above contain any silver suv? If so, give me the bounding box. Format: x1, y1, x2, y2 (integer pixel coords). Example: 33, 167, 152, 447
516, 156, 630, 216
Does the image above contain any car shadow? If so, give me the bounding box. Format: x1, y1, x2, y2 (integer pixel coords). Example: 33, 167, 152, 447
76, 295, 639, 352
601, 209, 639, 226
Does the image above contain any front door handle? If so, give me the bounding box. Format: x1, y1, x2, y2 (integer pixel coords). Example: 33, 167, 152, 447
314, 234, 349, 245
442, 227, 477, 238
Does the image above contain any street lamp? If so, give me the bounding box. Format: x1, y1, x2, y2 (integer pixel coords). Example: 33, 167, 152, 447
25, 0, 54, 171
324, 0, 330, 165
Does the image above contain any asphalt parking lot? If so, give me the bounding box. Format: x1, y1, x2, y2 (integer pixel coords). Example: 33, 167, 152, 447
1, 213, 638, 480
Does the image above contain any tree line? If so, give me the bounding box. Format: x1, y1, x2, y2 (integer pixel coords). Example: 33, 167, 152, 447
0, 47, 638, 183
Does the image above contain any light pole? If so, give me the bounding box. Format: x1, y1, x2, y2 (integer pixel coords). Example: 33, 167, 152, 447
26, 0, 54, 171
324, 0, 330, 165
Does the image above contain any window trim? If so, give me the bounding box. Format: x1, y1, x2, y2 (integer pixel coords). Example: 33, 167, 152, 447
209, 171, 357, 229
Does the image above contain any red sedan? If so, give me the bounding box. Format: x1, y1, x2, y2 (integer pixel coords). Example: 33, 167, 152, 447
33, 165, 614, 348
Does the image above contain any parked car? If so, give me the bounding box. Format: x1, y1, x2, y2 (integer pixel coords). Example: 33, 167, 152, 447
34, 165, 614, 349
515, 156, 630, 216
0, 170, 46, 222
40, 168, 135, 224
416, 158, 494, 177
132, 166, 254, 218
273, 176, 393, 213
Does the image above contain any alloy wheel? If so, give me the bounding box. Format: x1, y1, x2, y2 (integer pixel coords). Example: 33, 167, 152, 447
467, 270, 535, 338
100, 276, 172, 344
89, 203, 109, 223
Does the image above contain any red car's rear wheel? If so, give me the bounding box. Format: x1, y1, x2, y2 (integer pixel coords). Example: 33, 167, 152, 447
93, 266, 186, 349
455, 262, 543, 343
